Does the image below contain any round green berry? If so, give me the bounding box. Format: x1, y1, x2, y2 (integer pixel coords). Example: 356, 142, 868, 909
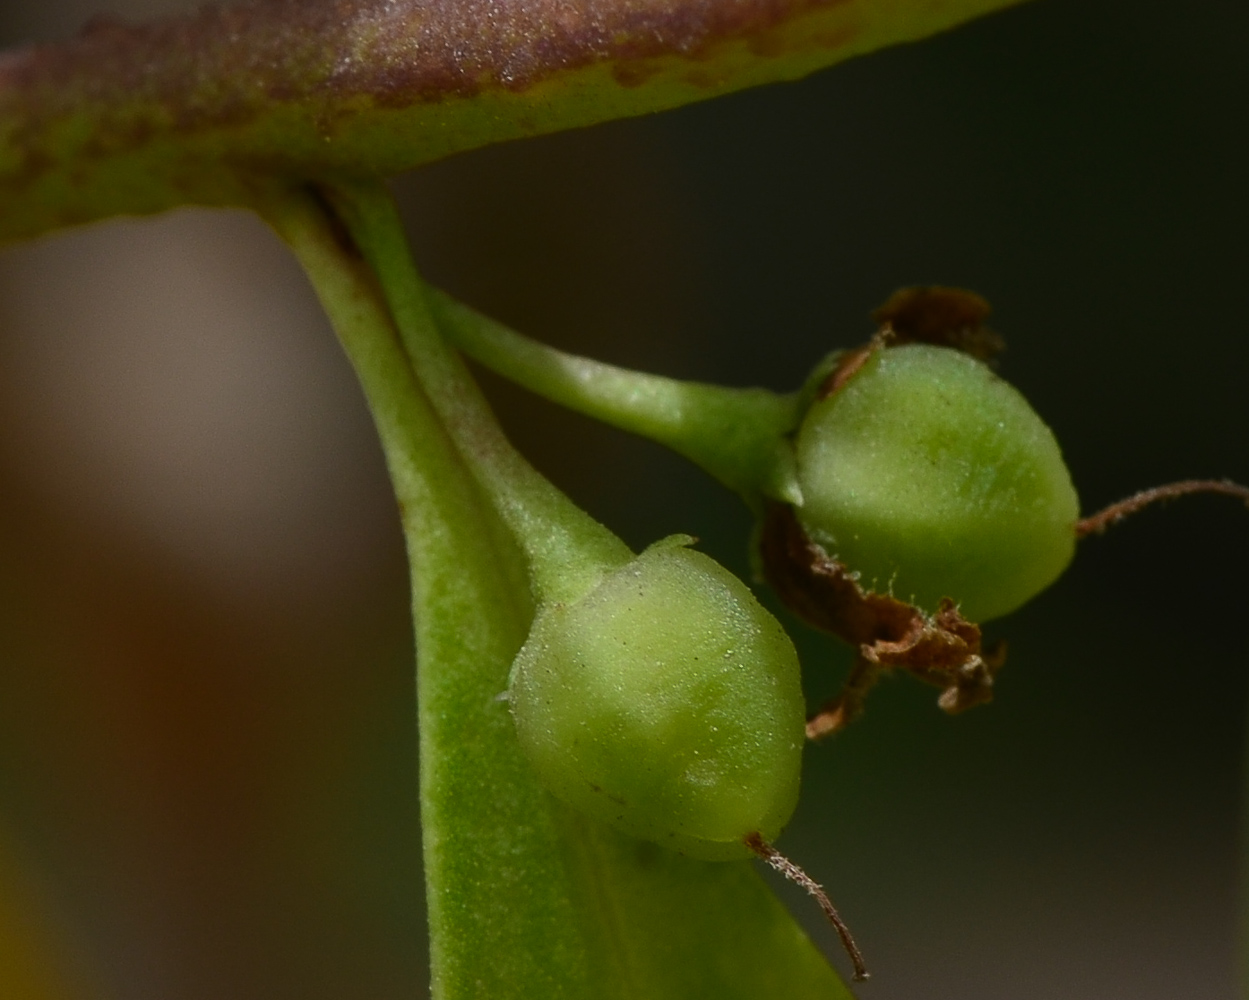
508, 538, 805, 861
793, 343, 1079, 622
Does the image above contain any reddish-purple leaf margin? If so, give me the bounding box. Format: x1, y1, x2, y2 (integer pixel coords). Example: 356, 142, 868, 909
0, 0, 1026, 241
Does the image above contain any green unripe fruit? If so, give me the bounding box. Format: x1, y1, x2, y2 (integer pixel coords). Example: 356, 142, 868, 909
508, 538, 805, 861
794, 343, 1079, 622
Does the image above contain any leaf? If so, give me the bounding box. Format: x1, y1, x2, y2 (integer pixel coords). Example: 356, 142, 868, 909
0, 0, 1029, 243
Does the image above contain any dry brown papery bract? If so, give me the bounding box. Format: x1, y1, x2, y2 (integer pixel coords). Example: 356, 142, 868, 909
759, 503, 1004, 741
766, 286, 1010, 739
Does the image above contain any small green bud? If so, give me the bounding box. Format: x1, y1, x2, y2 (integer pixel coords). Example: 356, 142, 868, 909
508, 537, 805, 861
793, 343, 1079, 622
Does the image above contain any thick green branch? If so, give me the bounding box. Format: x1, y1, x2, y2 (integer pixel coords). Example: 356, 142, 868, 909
0, 0, 1028, 243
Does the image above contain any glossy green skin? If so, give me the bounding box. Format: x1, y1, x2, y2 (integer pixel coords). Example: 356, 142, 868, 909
508, 539, 805, 861
794, 344, 1079, 623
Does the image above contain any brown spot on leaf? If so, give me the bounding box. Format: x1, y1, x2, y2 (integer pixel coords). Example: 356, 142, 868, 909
612, 61, 664, 88
746, 30, 787, 59
759, 503, 1004, 739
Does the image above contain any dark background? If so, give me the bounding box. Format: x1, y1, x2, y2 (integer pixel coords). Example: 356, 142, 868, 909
1, 0, 1247, 997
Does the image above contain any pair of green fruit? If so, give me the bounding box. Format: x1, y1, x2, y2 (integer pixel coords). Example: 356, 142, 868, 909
505, 326, 1078, 863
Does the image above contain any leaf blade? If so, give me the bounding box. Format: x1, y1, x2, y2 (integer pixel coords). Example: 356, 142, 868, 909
0, 0, 1029, 242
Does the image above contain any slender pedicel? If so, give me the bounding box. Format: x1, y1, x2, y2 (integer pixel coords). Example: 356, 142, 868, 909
1075, 479, 1249, 537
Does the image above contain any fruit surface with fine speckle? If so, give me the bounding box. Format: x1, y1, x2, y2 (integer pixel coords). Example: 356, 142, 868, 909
508, 538, 805, 860
794, 343, 1079, 621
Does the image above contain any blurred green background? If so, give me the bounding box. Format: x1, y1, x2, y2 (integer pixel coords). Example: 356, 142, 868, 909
1, 0, 1247, 997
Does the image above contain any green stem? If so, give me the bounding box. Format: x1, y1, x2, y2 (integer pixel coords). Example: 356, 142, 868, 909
321, 178, 632, 606
261, 183, 577, 998
257, 186, 484, 561
427, 288, 806, 506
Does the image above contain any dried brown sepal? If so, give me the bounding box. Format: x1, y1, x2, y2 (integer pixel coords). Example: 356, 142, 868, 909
813, 286, 1002, 404
759, 503, 1004, 739
803, 656, 881, 739
815, 328, 894, 401
871, 286, 1004, 362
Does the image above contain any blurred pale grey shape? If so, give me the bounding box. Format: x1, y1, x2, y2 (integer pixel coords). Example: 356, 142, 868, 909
0, 209, 397, 599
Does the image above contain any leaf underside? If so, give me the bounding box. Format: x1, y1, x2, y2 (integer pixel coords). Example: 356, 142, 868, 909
0, 0, 1028, 242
